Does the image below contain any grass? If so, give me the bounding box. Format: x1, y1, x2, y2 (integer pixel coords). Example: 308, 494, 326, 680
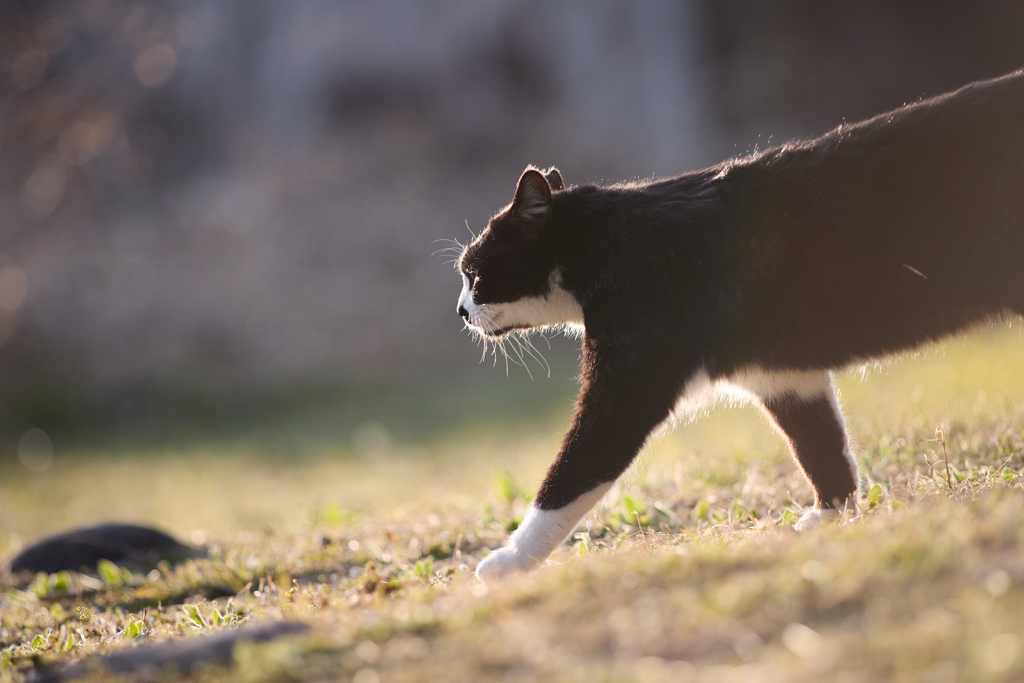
3, 326, 1024, 682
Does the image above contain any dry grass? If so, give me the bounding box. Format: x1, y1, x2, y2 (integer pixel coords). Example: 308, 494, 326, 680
3, 327, 1024, 682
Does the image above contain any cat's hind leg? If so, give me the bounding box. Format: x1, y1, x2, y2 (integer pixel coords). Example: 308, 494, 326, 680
746, 371, 859, 528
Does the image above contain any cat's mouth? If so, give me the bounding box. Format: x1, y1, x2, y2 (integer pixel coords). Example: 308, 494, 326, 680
465, 302, 541, 338
468, 320, 527, 338
480, 324, 529, 338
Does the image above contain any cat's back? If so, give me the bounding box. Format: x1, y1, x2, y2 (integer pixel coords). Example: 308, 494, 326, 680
706, 71, 1024, 370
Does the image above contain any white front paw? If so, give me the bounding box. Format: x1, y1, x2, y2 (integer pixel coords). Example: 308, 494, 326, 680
476, 546, 541, 582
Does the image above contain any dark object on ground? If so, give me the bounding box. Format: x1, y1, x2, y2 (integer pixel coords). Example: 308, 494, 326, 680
36, 621, 311, 682
9, 524, 202, 574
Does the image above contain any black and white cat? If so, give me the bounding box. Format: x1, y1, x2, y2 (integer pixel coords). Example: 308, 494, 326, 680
456, 70, 1024, 581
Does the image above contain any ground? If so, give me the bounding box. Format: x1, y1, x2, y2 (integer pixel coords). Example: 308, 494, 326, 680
2, 327, 1024, 682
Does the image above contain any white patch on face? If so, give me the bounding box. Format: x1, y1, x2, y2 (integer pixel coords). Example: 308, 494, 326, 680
476, 481, 612, 582
459, 270, 584, 337
458, 273, 472, 315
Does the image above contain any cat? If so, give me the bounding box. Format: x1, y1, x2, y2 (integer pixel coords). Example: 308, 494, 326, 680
455, 70, 1024, 581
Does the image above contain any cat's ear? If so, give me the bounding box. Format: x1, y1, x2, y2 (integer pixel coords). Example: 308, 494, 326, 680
512, 168, 553, 227
543, 167, 564, 191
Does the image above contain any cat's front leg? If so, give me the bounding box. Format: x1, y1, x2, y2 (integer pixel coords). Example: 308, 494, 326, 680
477, 346, 684, 582
475, 481, 613, 581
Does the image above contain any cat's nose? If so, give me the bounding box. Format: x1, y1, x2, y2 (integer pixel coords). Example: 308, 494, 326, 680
458, 305, 469, 320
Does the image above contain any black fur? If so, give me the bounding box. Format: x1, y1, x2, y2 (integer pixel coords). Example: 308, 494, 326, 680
760, 393, 855, 509
460, 70, 1024, 513
461, 169, 558, 308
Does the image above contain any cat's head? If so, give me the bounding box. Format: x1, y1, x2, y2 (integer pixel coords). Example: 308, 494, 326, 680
456, 166, 583, 338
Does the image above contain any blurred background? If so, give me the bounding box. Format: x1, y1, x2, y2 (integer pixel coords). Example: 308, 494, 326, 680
2, 0, 1024, 452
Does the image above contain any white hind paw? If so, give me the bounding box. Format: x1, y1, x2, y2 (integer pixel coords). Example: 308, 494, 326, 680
794, 507, 838, 531
475, 546, 541, 582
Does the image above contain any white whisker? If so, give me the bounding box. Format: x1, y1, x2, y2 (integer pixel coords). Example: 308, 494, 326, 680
496, 337, 509, 374
506, 336, 534, 380
521, 334, 551, 378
